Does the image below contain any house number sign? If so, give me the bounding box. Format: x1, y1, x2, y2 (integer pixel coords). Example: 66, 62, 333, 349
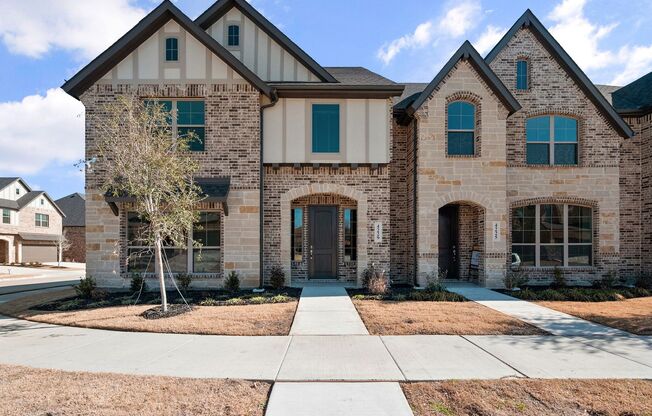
374, 222, 383, 243
492, 221, 500, 242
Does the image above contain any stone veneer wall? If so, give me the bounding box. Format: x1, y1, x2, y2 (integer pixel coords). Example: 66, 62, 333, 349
414, 60, 509, 288
62, 226, 86, 263
82, 82, 261, 288
490, 26, 621, 283
263, 166, 391, 285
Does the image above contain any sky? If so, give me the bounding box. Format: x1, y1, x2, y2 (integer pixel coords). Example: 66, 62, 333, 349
1, 0, 651, 199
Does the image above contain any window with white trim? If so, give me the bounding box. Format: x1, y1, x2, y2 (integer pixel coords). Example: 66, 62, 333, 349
35, 213, 49, 227
2, 209, 10, 224
511, 204, 593, 267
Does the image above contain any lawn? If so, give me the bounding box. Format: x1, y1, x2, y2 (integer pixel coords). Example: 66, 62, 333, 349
402, 379, 652, 416
0, 364, 270, 416
0, 288, 299, 336
350, 287, 545, 335
537, 296, 652, 335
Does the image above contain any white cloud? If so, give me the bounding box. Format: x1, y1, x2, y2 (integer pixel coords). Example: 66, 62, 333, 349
377, 0, 481, 65
0, 0, 146, 60
612, 45, 652, 85
0, 89, 84, 175
473, 25, 507, 55
548, 0, 617, 71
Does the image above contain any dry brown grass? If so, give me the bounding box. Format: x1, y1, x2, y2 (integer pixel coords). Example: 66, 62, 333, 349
0, 289, 297, 336
352, 300, 545, 335
402, 379, 652, 416
537, 297, 652, 335
0, 364, 270, 416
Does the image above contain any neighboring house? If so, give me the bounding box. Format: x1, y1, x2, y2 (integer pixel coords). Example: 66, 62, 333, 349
0, 178, 65, 264
62, 0, 642, 288
55, 193, 86, 263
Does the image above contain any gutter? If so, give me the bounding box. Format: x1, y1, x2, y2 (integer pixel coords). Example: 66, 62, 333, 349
259, 89, 279, 288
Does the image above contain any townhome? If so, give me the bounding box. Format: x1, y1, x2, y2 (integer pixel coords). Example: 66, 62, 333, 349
63, 0, 641, 289
0, 178, 65, 263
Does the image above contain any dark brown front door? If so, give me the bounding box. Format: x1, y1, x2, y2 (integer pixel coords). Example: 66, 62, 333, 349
309, 206, 337, 279
438, 205, 459, 279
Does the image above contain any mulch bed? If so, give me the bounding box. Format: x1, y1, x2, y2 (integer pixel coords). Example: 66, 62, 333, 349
141, 304, 192, 319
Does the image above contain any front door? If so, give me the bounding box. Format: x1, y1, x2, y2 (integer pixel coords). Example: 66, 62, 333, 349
438, 205, 459, 279
309, 206, 337, 279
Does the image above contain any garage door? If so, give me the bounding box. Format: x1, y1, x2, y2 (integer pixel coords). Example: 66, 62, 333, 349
22, 245, 57, 263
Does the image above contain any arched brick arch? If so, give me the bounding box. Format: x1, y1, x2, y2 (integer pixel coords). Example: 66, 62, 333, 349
433, 190, 492, 211
280, 183, 368, 285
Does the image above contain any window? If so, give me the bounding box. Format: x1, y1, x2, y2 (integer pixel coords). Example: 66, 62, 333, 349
15, 188, 20, 195
516, 60, 528, 90
511, 204, 592, 267
2, 209, 10, 224
227, 25, 240, 47
312, 104, 340, 153
165, 37, 179, 61
291, 208, 303, 262
344, 208, 357, 261
40, 198, 44, 206
447, 101, 475, 156
192, 212, 221, 273
127, 211, 222, 274
146, 100, 205, 151
35, 213, 49, 227
526, 116, 578, 165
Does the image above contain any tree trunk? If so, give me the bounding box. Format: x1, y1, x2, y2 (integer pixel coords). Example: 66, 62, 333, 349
154, 238, 168, 312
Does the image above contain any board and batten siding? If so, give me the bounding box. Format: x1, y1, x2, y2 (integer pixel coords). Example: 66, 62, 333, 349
97, 20, 246, 84
0, 181, 28, 201
263, 98, 391, 164
208, 8, 319, 82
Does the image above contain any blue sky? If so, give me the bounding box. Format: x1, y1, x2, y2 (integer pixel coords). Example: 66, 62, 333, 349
1, 0, 651, 199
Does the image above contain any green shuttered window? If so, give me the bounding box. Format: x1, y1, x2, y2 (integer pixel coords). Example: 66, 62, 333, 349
312, 104, 340, 153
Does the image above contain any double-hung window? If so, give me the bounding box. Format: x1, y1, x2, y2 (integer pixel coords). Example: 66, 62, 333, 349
227, 25, 240, 47
526, 116, 578, 165
165, 37, 179, 62
344, 208, 357, 261
447, 101, 476, 156
35, 213, 49, 227
291, 208, 303, 262
2, 209, 10, 224
147, 100, 206, 151
192, 212, 221, 273
512, 204, 592, 267
516, 60, 528, 90
312, 104, 340, 153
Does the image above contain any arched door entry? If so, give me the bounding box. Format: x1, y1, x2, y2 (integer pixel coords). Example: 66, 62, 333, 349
438, 205, 459, 279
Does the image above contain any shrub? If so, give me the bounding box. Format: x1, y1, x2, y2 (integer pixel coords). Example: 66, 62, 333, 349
362, 265, 376, 289
130, 273, 147, 294
366, 268, 389, 295
199, 297, 219, 306
551, 267, 566, 289
176, 274, 192, 292
270, 294, 292, 303
504, 268, 528, 290
351, 294, 366, 300
425, 269, 447, 292
225, 297, 245, 306
224, 271, 240, 293
635, 274, 652, 290
269, 265, 285, 290
593, 271, 618, 289
74, 276, 97, 299
248, 296, 267, 304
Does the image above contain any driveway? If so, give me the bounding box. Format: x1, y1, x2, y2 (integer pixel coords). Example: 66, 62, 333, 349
0, 264, 84, 295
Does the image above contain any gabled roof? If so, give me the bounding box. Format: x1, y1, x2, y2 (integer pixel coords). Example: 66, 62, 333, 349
406, 41, 521, 117
0, 177, 31, 193
62, 0, 273, 99
16, 191, 66, 217
612, 72, 652, 116
55, 193, 86, 227
196, 0, 337, 83
485, 9, 633, 138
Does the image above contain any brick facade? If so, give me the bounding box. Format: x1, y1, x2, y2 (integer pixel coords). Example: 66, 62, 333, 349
62, 226, 86, 262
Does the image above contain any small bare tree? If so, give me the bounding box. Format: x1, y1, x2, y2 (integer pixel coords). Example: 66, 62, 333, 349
85, 95, 203, 312
54, 230, 72, 267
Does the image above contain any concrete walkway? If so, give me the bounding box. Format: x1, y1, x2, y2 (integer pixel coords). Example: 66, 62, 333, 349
290, 286, 368, 335
447, 283, 630, 336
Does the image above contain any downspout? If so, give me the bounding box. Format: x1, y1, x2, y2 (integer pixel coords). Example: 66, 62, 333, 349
259, 90, 279, 288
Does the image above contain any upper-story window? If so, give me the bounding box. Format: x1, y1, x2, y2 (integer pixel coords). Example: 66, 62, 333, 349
312, 104, 340, 153
2, 209, 10, 224
40, 198, 44, 206
516, 60, 528, 90
447, 101, 475, 156
35, 213, 49, 227
146, 100, 205, 151
15, 188, 20, 196
227, 25, 240, 47
526, 116, 578, 165
165, 37, 179, 62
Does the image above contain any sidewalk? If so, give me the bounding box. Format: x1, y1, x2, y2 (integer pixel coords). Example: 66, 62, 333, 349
290, 286, 368, 335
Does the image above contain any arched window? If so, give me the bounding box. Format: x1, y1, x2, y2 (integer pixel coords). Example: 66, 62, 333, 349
447, 101, 476, 156
526, 115, 578, 165
165, 37, 178, 62
516, 60, 528, 90
512, 203, 592, 267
